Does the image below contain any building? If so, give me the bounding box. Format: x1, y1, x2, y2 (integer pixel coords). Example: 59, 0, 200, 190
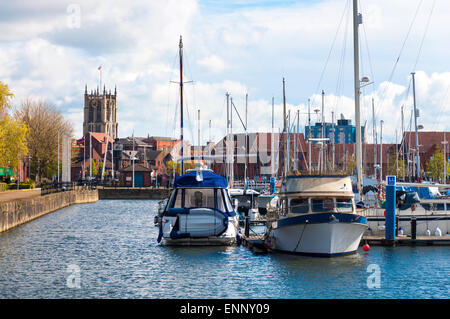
305, 118, 366, 144
83, 85, 118, 139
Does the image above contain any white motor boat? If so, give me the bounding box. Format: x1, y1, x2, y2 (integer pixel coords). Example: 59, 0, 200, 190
229, 188, 260, 222
266, 175, 368, 257
157, 166, 240, 246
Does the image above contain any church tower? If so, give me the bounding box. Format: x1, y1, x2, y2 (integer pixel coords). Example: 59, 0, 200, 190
83, 85, 118, 139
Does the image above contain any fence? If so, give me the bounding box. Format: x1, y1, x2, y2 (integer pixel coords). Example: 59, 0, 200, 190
40, 182, 97, 196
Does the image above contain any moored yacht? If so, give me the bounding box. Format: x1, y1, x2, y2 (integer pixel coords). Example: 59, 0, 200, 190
157, 166, 240, 246
266, 175, 368, 257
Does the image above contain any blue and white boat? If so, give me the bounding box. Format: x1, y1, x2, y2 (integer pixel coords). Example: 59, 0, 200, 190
157, 166, 240, 246
266, 175, 368, 257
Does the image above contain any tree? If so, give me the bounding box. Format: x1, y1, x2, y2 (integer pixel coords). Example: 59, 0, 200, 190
14, 98, 73, 182
386, 151, 407, 178
0, 116, 28, 171
90, 159, 98, 176
0, 81, 14, 114
426, 145, 450, 182
0, 81, 28, 176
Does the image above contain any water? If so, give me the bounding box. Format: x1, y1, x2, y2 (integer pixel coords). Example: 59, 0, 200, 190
0, 200, 448, 299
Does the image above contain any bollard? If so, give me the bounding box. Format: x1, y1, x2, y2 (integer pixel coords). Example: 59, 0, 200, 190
244, 216, 250, 238
411, 217, 417, 240
385, 176, 396, 242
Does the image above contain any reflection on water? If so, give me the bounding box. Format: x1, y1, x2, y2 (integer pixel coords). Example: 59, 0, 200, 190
0, 200, 448, 299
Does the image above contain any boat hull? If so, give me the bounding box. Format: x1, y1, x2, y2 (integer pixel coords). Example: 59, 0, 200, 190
159, 209, 240, 246
267, 214, 367, 257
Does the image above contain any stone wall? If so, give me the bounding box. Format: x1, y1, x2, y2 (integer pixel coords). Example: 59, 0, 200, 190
0, 189, 98, 233
98, 187, 170, 200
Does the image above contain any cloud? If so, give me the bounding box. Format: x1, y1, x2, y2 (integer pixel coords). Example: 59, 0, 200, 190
0, 0, 449, 146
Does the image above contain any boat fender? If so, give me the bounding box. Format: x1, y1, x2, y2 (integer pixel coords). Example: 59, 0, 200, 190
426, 229, 431, 236
398, 227, 404, 236
435, 227, 442, 237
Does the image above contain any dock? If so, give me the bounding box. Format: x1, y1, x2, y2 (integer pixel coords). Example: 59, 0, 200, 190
362, 235, 450, 246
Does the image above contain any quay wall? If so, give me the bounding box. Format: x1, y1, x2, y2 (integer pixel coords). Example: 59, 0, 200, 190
98, 187, 170, 200
0, 189, 98, 233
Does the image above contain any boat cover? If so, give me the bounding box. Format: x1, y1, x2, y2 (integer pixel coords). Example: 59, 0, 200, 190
174, 170, 228, 188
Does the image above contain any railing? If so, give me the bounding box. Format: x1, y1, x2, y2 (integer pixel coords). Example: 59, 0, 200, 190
40, 181, 97, 196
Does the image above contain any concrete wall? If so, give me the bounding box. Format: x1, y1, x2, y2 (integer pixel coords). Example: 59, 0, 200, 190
0, 189, 98, 233
98, 187, 170, 200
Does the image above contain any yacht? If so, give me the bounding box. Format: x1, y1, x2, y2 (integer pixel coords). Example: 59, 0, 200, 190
266, 175, 368, 257
157, 166, 240, 246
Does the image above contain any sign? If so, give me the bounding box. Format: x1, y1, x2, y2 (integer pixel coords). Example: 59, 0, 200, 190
123, 150, 138, 158
387, 175, 396, 186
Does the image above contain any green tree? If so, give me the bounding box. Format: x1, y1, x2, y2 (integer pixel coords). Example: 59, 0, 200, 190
0, 81, 28, 175
386, 151, 407, 178
426, 145, 450, 182
90, 159, 98, 176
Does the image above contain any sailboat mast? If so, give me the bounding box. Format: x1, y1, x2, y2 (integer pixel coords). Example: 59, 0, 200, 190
179, 36, 184, 174
271, 96, 275, 177
353, 0, 363, 197
308, 98, 311, 172
283, 78, 287, 177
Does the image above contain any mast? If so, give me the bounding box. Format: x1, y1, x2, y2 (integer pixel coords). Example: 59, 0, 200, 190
353, 0, 363, 197
226, 92, 230, 181
271, 96, 275, 177
372, 98, 377, 178
296, 109, 300, 171
197, 109, 201, 159
179, 36, 184, 174
283, 78, 287, 177
332, 111, 335, 171
308, 98, 311, 172
412, 72, 420, 180
321, 90, 325, 172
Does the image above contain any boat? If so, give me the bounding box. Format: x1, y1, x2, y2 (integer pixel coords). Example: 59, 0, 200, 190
157, 165, 240, 246
229, 188, 261, 221
265, 0, 369, 256
266, 175, 368, 256
365, 183, 450, 236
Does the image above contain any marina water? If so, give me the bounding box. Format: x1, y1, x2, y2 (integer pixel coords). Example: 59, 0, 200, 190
0, 200, 448, 299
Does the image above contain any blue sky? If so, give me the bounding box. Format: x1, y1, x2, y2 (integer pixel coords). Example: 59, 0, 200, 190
1, 0, 449, 145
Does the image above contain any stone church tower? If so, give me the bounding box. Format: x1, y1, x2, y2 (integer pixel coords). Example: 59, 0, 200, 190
83, 85, 118, 139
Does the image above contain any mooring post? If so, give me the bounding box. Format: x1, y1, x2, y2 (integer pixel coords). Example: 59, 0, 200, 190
244, 216, 250, 238
270, 176, 276, 195
385, 176, 396, 243
411, 217, 417, 240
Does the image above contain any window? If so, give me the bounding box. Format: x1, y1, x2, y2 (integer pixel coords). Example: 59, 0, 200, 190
336, 198, 353, 212
290, 198, 309, 214
222, 189, 234, 213
311, 199, 334, 212
184, 188, 215, 208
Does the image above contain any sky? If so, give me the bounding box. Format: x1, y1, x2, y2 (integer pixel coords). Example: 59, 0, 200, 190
1, 0, 449, 146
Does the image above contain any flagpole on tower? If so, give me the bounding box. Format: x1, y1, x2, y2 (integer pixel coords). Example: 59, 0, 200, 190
98, 66, 102, 92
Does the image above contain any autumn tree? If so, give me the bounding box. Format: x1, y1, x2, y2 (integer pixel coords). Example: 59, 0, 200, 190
14, 98, 73, 182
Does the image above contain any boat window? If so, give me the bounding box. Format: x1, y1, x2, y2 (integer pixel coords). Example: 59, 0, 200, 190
311, 199, 334, 212
421, 203, 431, 211
290, 198, 309, 214
172, 189, 183, 208
222, 190, 233, 212
184, 188, 215, 208
336, 198, 353, 212
435, 203, 445, 211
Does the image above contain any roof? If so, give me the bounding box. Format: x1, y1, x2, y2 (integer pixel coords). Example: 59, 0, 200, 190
120, 163, 152, 172
174, 170, 228, 188
88, 132, 114, 144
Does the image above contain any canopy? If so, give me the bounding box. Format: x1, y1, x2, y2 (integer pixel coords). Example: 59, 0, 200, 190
174, 170, 228, 188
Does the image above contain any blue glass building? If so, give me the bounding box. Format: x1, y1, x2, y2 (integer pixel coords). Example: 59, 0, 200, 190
305, 119, 365, 144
